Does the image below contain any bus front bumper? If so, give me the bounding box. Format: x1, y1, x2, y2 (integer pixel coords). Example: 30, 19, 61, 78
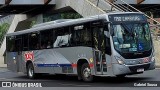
112, 61, 155, 76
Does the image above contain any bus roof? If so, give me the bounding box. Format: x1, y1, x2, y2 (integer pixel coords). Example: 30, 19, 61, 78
6, 12, 143, 36
32, 19, 73, 28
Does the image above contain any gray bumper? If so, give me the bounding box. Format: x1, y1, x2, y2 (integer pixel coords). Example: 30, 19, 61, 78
112, 61, 155, 75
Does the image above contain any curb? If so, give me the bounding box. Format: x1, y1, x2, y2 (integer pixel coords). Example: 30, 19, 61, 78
0, 67, 7, 68
0, 64, 7, 68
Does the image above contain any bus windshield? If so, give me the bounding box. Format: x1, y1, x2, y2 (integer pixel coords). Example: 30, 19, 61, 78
112, 22, 152, 58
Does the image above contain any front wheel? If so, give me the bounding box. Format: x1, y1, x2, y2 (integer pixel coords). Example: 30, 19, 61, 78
81, 63, 93, 82
27, 63, 36, 79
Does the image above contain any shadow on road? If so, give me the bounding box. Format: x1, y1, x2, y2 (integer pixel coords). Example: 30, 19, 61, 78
15, 74, 152, 84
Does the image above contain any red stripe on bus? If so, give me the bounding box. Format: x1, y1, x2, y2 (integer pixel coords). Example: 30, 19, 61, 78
89, 64, 94, 68
71, 63, 93, 68
71, 64, 77, 68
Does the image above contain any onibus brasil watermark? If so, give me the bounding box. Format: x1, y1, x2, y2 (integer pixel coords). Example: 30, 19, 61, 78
2, 82, 42, 87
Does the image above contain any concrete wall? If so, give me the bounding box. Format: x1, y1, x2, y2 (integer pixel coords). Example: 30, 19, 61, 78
0, 15, 14, 25
55, 0, 106, 17
0, 14, 28, 65
49, 0, 56, 5
0, 0, 5, 4
89, 0, 121, 12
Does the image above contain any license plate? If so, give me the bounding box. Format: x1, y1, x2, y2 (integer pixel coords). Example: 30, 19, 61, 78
137, 68, 144, 72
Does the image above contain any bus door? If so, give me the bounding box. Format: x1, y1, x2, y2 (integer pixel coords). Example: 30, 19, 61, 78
15, 37, 22, 72
93, 26, 107, 75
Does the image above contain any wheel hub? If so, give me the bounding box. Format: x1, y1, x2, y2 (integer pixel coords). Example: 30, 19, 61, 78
29, 68, 33, 77
83, 67, 91, 78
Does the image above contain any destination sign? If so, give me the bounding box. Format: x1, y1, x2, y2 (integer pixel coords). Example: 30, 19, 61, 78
109, 14, 146, 22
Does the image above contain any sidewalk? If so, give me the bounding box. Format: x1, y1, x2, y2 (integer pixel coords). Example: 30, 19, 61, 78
0, 67, 9, 73
0, 64, 7, 68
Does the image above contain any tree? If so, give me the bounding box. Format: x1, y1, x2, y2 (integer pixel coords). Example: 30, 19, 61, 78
30, 21, 37, 28
0, 23, 10, 46
61, 13, 82, 19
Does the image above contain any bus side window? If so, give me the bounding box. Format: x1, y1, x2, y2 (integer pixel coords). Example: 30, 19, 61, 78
22, 34, 29, 51
7, 36, 16, 52
41, 29, 53, 49
29, 32, 40, 50
15, 36, 22, 52
82, 29, 92, 46
72, 30, 81, 46
53, 27, 71, 48
70, 23, 92, 46
71, 25, 80, 46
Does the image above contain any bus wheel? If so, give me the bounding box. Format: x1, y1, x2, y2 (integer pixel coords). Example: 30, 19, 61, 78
27, 63, 36, 79
81, 63, 93, 82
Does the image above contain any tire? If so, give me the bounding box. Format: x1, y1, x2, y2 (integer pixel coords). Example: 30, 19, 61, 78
27, 63, 36, 79
81, 63, 93, 82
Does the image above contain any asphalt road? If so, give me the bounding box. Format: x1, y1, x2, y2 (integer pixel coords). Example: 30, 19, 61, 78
0, 68, 160, 90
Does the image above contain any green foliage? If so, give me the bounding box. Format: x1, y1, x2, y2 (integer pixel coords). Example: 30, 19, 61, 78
30, 21, 37, 28
145, 12, 152, 17
60, 13, 82, 19
0, 23, 10, 45
43, 12, 82, 22
43, 17, 52, 22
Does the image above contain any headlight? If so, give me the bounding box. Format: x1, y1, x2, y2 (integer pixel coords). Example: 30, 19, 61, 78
115, 56, 124, 65
151, 56, 155, 62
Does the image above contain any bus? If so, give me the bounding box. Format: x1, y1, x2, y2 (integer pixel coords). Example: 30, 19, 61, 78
6, 12, 155, 82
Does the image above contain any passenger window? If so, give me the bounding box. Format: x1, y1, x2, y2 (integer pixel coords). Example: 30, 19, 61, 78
53, 27, 71, 48
7, 36, 16, 52
29, 32, 40, 50
22, 34, 29, 51
41, 30, 53, 49
15, 36, 22, 52
70, 23, 92, 46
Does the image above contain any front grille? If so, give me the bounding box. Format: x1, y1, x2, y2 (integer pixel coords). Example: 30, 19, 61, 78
129, 64, 150, 72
